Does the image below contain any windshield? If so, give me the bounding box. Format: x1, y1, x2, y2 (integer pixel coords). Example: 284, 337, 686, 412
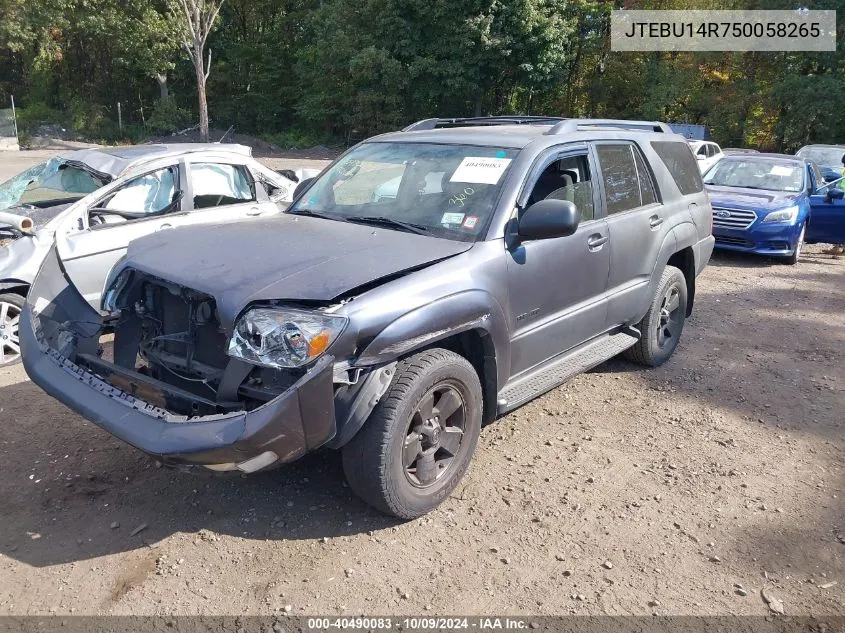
796, 146, 845, 168
703, 158, 804, 192
287, 142, 519, 241
0, 158, 106, 211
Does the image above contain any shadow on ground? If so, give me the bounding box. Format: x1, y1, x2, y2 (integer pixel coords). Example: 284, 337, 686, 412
1, 247, 842, 576
0, 377, 401, 568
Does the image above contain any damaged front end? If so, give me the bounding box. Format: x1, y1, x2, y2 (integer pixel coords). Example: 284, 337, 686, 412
21, 246, 352, 471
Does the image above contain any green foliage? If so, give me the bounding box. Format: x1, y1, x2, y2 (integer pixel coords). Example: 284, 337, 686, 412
147, 96, 191, 134
14, 102, 64, 132
1, 0, 844, 150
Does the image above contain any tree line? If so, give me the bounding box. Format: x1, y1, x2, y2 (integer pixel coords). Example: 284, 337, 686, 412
0, 0, 843, 150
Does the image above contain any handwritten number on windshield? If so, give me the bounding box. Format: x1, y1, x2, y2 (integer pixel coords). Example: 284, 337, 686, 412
449, 187, 475, 207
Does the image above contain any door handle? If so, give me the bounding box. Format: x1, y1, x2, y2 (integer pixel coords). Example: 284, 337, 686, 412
158, 223, 172, 230
649, 214, 664, 229
587, 234, 609, 251
246, 207, 262, 216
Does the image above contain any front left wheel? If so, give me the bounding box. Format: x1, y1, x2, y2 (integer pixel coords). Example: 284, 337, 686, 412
784, 222, 806, 265
0, 293, 23, 366
342, 348, 483, 519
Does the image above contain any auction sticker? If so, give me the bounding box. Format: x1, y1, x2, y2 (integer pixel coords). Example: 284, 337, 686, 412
450, 157, 512, 185
441, 212, 465, 225
770, 165, 794, 176
462, 215, 479, 229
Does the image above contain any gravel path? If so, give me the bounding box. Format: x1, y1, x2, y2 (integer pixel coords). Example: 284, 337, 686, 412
0, 150, 842, 616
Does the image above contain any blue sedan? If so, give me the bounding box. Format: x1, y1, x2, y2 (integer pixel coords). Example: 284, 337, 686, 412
704, 154, 845, 264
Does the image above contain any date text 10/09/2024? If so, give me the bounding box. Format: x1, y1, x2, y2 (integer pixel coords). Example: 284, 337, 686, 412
306, 618, 534, 630
623, 21, 821, 39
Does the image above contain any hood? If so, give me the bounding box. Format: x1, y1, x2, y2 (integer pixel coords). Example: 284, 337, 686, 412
0, 203, 75, 231
120, 215, 474, 325
705, 185, 801, 211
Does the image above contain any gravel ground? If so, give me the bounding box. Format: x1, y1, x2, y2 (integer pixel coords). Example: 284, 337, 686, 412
0, 149, 842, 617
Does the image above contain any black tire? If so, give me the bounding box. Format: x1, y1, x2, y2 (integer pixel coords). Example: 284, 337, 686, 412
623, 266, 687, 367
783, 222, 806, 265
0, 293, 24, 367
342, 348, 483, 519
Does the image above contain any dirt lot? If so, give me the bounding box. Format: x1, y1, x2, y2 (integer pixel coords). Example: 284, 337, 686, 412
0, 149, 842, 617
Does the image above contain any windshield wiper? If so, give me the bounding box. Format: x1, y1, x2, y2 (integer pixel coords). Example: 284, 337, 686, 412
287, 208, 346, 222
345, 215, 431, 235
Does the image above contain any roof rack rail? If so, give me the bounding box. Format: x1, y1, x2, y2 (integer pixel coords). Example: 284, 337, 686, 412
403, 116, 568, 132
544, 119, 673, 135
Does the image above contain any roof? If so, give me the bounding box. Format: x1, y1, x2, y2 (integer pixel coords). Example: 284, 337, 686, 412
720, 152, 807, 163
59, 143, 252, 178
370, 119, 681, 149
372, 125, 554, 149
797, 144, 845, 149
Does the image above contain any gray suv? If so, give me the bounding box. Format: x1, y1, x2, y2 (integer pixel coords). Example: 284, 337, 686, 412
22, 117, 714, 518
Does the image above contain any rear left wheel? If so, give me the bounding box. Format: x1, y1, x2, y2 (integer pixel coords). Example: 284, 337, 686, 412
0, 293, 24, 366
623, 266, 687, 368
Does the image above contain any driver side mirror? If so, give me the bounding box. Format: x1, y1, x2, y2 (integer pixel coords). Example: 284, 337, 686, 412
825, 187, 844, 203
293, 177, 315, 201
518, 199, 580, 241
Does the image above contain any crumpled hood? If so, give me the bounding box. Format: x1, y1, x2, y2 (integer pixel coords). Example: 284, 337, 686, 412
0, 203, 74, 231
120, 215, 474, 325
706, 185, 800, 211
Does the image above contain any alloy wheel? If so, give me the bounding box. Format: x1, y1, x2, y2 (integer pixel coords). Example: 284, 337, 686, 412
0, 300, 21, 365
656, 285, 682, 349
402, 383, 466, 488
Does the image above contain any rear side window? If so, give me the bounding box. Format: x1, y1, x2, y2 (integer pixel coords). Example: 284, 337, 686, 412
651, 141, 704, 195
190, 163, 255, 208
595, 143, 657, 215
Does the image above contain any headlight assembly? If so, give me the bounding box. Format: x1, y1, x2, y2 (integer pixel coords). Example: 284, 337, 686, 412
101, 268, 132, 313
228, 307, 347, 368
762, 205, 799, 223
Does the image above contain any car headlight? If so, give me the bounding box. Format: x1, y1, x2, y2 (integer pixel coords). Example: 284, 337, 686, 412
762, 205, 799, 223
101, 268, 132, 313
228, 307, 347, 368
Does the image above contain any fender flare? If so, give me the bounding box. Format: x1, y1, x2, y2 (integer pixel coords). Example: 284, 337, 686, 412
356, 289, 510, 393
637, 222, 696, 319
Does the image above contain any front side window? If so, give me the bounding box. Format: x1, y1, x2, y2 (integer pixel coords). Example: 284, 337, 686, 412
596, 143, 656, 215
288, 142, 519, 241
190, 163, 255, 208
703, 158, 804, 192
527, 154, 595, 221
100, 166, 179, 217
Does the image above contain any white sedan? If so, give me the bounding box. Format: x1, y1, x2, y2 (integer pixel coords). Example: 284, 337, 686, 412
0, 143, 307, 365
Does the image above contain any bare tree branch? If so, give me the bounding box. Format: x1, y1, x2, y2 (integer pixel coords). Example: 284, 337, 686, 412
167, 0, 224, 142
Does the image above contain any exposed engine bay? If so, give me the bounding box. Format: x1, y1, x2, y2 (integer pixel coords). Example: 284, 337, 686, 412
95, 273, 307, 418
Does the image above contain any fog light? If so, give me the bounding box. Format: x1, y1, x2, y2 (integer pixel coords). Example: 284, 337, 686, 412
204, 463, 237, 472
235, 451, 279, 473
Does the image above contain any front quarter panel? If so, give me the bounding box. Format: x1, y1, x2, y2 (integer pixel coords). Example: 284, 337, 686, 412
342, 241, 511, 391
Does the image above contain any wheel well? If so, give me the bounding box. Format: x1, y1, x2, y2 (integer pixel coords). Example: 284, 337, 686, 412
667, 248, 695, 317
0, 284, 29, 299
431, 329, 498, 425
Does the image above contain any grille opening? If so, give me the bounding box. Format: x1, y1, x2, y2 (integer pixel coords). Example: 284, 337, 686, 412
712, 207, 756, 230
84, 272, 305, 417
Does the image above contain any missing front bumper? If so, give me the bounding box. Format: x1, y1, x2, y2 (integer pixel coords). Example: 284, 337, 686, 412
22, 304, 337, 466
21, 247, 338, 468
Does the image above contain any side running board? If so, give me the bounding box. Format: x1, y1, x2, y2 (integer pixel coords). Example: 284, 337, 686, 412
497, 330, 639, 415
